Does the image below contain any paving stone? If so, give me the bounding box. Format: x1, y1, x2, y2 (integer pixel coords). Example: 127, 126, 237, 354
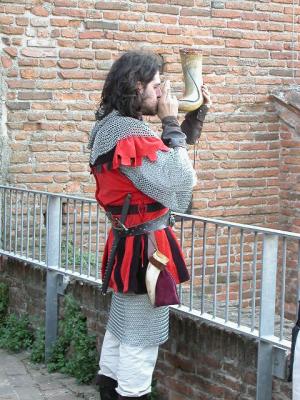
0, 350, 99, 400
0, 387, 15, 396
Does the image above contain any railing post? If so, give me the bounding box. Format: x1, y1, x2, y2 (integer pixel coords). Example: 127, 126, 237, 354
45, 195, 60, 361
256, 233, 278, 400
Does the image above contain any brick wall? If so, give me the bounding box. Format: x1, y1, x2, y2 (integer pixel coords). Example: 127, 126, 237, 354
1, 0, 299, 226
272, 90, 300, 319
0, 257, 292, 399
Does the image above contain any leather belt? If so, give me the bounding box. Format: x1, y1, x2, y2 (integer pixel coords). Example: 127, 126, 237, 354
102, 197, 173, 296
112, 211, 174, 238
106, 202, 166, 215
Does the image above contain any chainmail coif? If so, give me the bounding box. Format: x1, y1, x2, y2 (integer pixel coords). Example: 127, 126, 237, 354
88, 110, 156, 166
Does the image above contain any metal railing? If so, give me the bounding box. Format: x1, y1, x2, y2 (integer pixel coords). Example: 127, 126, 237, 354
1, 185, 299, 399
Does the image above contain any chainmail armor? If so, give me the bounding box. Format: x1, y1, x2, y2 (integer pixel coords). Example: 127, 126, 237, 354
120, 148, 196, 213
88, 110, 156, 166
89, 110, 194, 346
107, 292, 169, 346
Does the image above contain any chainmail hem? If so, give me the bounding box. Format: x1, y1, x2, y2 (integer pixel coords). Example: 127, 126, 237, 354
107, 293, 169, 347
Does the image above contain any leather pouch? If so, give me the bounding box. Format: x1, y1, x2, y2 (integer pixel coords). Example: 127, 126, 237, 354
146, 250, 179, 307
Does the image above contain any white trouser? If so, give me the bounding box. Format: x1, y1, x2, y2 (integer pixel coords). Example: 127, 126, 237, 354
293, 331, 300, 400
99, 330, 159, 397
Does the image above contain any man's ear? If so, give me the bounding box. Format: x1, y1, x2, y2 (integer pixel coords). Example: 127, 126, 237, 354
136, 81, 143, 93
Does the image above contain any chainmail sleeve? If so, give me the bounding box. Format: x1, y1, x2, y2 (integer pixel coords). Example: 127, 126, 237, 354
120, 147, 196, 213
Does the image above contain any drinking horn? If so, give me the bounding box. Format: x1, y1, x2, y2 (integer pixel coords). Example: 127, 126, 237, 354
178, 48, 204, 112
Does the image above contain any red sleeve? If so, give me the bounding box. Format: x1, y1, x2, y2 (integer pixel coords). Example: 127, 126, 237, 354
112, 136, 170, 169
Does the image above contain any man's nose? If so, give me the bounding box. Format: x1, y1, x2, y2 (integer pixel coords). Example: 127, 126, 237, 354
156, 88, 162, 98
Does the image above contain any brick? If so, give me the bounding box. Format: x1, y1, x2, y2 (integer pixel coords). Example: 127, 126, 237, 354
27, 38, 56, 47
213, 29, 242, 39
57, 39, 76, 47
59, 49, 94, 59
16, 17, 29, 26
39, 60, 56, 68
270, 69, 294, 77
79, 31, 105, 39
16, 175, 54, 183
258, 22, 284, 32
85, 20, 118, 30
20, 69, 39, 79
18, 92, 53, 100
21, 48, 57, 58
31, 5, 49, 17
50, 18, 81, 27
148, 4, 180, 14
240, 50, 270, 58
1, 56, 13, 68
95, 1, 129, 10
0, 15, 14, 24
95, 51, 111, 60
36, 163, 69, 172
103, 11, 120, 19
30, 17, 48, 27
160, 15, 178, 24
61, 28, 78, 38
54, 93, 87, 101
226, 39, 253, 48
211, 0, 225, 9
180, 7, 210, 16
135, 23, 166, 33
7, 68, 18, 78
212, 9, 242, 18
167, 26, 182, 35
162, 35, 193, 45
53, 7, 87, 17
227, 20, 256, 30
54, 0, 76, 6
4, 47, 18, 57
58, 60, 79, 68
4, 5, 25, 14
120, 12, 142, 21
6, 102, 30, 110
171, 0, 195, 5
0, 26, 24, 35
58, 70, 92, 79
7, 80, 36, 89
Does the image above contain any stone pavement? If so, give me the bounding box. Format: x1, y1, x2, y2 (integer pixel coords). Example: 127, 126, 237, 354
0, 349, 99, 400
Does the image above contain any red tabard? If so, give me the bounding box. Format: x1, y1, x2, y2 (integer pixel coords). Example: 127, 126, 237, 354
91, 135, 190, 293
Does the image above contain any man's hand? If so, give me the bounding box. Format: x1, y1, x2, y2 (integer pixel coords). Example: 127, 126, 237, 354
202, 84, 212, 108
157, 80, 178, 121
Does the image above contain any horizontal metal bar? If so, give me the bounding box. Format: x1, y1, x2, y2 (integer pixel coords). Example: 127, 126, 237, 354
175, 212, 300, 239
1, 185, 299, 239
0, 250, 102, 286
171, 305, 291, 350
0, 185, 98, 204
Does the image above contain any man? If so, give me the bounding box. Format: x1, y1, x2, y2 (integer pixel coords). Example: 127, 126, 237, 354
88, 51, 210, 399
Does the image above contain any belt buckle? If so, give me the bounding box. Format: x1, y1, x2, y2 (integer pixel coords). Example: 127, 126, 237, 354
106, 212, 128, 232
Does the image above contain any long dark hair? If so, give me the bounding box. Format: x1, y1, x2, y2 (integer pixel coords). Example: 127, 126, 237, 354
95, 51, 161, 120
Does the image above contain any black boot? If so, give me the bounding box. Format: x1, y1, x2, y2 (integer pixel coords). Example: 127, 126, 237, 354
96, 374, 118, 400
118, 394, 150, 399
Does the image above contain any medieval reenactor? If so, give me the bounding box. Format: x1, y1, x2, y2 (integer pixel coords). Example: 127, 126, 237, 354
88, 51, 210, 400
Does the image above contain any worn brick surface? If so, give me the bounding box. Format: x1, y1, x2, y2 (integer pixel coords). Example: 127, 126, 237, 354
272, 92, 300, 320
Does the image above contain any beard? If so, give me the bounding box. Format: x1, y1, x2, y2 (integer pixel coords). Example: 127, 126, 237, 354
140, 93, 158, 116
